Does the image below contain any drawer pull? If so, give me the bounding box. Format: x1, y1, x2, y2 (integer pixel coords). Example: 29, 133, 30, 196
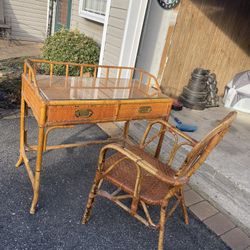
75, 109, 93, 118
138, 106, 152, 113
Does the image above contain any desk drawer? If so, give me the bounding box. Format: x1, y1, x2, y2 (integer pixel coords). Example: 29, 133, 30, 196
47, 104, 118, 125
117, 102, 172, 120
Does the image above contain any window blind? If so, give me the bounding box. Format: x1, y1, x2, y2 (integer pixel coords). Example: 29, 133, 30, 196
84, 0, 107, 16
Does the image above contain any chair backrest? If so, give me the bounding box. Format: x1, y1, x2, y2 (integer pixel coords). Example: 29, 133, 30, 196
0, 0, 5, 24
176, 111, 237, 178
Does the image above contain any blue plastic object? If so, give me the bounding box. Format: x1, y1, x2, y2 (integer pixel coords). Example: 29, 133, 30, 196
173, 117, 197, 132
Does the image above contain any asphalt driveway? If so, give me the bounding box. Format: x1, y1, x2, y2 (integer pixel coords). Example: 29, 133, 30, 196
0, 117, 230, 249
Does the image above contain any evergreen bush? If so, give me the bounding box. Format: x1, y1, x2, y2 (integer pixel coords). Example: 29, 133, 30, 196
42, 29, 100, 75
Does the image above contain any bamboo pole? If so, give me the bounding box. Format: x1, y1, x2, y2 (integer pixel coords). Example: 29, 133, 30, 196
117, 68, 122, 86
158, 203, 168, 250
29, 105, 46, 214
80, 65, 83, 77
50, 63, 53, 78
138, 72, 143, 88
16, 93, 25, 169
65, 64, 69, 87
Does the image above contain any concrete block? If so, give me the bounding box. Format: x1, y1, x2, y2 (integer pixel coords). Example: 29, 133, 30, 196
204, 213, 235, 236
190, 200, 218, 221
221, 228, 250, 250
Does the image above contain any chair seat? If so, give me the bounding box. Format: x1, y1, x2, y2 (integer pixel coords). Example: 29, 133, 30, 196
103, 145, 177, 205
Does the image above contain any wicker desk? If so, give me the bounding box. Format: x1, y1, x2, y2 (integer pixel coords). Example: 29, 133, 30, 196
16, 59, 173, 214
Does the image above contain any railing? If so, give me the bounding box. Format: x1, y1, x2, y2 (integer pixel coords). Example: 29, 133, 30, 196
24, 59, 161, 95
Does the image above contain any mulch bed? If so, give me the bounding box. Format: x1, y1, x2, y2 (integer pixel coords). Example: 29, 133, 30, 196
0, 57, 29, 109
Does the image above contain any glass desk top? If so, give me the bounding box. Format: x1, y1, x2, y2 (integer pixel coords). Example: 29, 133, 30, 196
36, 75, 165, 101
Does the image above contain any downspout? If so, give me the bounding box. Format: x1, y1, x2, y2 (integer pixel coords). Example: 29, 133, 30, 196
47, 0, 55, 36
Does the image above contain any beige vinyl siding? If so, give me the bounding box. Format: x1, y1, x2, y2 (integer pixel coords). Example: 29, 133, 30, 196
111, 0, 129, 10
4, 0, 48, 41
70, 0, 103, 44
102, 0, 129, 66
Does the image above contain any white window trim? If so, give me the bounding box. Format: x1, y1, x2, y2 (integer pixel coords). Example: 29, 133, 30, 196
79, 0, 105, 24
98, 0, 111, 65
98, 0, 111, 77
118, 0, 149, 78
46, 0, 50, 36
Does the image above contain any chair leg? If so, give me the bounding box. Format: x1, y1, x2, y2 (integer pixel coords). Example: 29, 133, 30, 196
82, 174, 102, 224
180, 188, 189, 225
158, 203, 168, 250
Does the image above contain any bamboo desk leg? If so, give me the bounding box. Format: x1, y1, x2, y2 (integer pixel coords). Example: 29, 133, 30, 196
16, 95, 36, 191
29, 104, 46, 214
30, 126, 45, 214
16, 94, 26, 168
16, 93, 46, 214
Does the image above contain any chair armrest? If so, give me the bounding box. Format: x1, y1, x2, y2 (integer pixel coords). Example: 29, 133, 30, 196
100, 143, 188, 186
142, 119, 198, 146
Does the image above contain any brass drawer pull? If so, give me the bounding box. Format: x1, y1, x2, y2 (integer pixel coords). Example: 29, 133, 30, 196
75, 109, 93, 118
138, 106, 152, 113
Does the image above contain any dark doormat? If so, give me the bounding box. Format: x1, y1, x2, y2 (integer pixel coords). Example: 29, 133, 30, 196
0, 118, 230, 249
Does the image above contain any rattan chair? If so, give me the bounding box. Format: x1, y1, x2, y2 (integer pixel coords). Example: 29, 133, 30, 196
82, 111, 237, 250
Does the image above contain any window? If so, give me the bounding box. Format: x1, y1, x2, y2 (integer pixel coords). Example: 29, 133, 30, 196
79, 0, 107, 24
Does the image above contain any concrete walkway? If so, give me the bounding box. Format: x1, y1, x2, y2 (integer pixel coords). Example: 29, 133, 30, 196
0, 39, 42, 60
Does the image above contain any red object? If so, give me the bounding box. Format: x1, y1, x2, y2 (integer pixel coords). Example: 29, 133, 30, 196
172, 101, 183, 111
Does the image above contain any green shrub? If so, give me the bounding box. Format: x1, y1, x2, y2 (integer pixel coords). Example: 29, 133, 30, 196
42, 29, 100, 75
0, 57, 24, 109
